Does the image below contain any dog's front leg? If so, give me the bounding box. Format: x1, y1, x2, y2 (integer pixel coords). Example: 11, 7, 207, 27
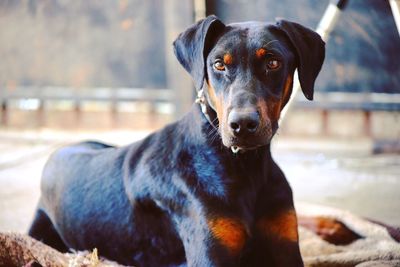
242, 173, 304, 267
250, 206, 303, 267
173, 208, 244, 267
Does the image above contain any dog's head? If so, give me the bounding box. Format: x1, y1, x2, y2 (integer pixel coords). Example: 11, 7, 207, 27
174, 15, 325, 152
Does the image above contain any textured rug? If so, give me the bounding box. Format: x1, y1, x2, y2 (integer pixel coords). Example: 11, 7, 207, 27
1, 202, 399, 267
297, 202, 400, 267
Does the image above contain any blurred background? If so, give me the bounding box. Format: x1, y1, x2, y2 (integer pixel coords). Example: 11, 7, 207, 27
0, 0, 399, 232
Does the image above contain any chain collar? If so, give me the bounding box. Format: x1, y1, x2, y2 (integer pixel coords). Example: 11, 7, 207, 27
195, 89, 218, 130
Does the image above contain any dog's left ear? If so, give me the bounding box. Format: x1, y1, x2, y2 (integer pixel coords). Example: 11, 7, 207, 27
276, 19, 325, 100
173, 15, 225, 91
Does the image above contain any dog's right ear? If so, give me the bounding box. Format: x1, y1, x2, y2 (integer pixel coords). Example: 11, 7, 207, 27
173, 15, 225, 91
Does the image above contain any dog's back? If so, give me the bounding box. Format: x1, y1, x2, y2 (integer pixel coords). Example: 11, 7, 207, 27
31, 134, 189, 266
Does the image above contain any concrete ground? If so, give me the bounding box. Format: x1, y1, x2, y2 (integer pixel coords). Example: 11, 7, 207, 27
0, 129, 399, 233
273, 136, 400, 226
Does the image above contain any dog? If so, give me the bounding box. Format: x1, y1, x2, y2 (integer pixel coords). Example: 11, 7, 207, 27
28, 15, 325, 267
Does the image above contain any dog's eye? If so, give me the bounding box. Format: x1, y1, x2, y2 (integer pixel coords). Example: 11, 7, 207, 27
214, 60, 226, 71
266, 59, 280, 70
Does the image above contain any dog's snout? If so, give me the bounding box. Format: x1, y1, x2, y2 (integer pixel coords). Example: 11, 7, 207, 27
228, 110, 260, 136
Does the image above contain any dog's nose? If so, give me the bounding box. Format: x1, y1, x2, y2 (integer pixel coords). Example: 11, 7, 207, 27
228, 110, 260, 135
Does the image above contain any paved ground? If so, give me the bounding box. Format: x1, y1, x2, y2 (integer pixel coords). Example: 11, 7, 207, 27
0, 129, 399, 233
274, 143, 400, 226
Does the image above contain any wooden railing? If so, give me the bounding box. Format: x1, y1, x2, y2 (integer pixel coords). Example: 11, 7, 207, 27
0, 86, 174, 126
1, 88, 399, 134
293, 92, 400, 136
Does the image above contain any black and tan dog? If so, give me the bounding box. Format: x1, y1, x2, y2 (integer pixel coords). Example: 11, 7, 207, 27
29, 15, 325, 266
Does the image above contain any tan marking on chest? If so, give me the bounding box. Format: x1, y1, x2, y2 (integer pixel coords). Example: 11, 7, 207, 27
257, 209, 299, 242
208, 217, 247, 255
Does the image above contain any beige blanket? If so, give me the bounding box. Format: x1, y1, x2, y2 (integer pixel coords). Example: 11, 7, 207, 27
0, 203, 399, 267
297, 202, 400, 267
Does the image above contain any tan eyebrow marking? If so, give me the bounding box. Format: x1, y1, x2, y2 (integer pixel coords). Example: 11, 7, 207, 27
256, 40, 280, 58
223, 53, 233, 65
255, 48, 268, 58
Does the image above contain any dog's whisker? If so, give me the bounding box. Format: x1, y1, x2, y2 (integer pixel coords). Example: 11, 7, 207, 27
209, 131, 220, 143
265, 39, 279, 47
205, 127, 217, 137
210, 131, 221, 143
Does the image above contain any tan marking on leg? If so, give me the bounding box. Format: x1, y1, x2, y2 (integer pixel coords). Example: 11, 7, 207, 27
257, 209, 299, 242
223, 53, 233, 65
255, 48, 267, 59
208, 217, 247, 255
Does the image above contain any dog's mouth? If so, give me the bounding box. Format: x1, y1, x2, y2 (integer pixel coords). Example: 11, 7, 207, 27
222, 125, 277, 154
224, 136, 271, 154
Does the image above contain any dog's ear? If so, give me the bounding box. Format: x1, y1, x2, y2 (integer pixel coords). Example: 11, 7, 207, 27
173, 15, 225, 91
276, 19, 325, 100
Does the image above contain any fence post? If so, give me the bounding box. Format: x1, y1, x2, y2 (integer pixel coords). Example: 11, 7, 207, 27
37, 100, 45, 127
1, 100, 7, 126
163, 0, 195, 120
363, 110, 371, 137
